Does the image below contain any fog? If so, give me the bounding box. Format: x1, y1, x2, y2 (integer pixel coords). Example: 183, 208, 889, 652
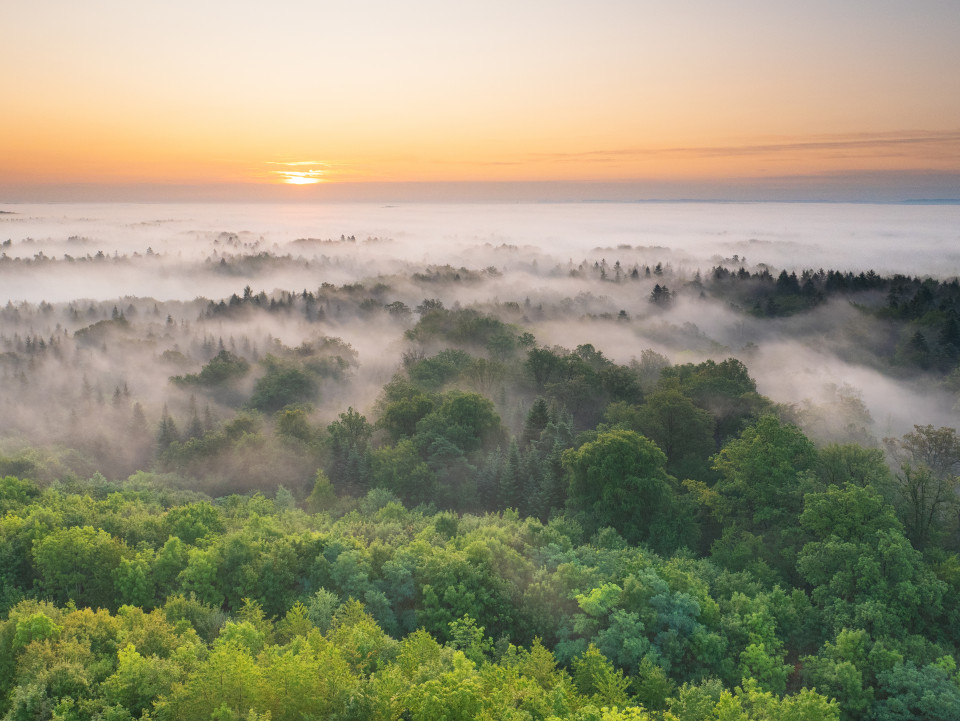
4, 202, 960, 304
1, 201, 958, 486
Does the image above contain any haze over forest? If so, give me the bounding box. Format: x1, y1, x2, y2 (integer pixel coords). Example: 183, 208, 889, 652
3, 200, 960, 721
3, 201, 958, 456
4, 0, 960, 718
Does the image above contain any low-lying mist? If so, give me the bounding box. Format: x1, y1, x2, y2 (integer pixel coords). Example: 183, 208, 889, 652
1, 200, 958, 487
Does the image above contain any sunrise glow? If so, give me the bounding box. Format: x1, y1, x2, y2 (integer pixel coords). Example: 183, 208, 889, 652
1, 1, 958, 200
275, 171, 324, 185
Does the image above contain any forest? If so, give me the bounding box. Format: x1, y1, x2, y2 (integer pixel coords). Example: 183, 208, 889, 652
2, 204, 960, 720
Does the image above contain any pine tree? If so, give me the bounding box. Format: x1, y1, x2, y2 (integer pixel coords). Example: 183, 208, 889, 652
521, 397, 551, 447
157, 405, 180, 450
476, 447, 502, 510
519, 447, 542, 517
184, 396, 203, 440
498, 439, 521, 509
131, 402, 148, 437
203, 404, 216, 431
535, 439, 569, 518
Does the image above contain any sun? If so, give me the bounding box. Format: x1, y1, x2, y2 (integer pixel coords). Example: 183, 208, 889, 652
282, 173, 322, 185
267, 162, 327, 185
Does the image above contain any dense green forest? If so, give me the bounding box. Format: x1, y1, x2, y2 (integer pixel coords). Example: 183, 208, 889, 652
3, 208, 960, 719
3, 291, 960, 719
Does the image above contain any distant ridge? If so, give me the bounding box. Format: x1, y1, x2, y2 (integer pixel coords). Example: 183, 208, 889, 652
575, 198, 960, 205
897, 198, 960, 205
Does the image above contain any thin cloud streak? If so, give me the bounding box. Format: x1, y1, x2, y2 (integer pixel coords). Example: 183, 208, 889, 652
507, 130, 960, 165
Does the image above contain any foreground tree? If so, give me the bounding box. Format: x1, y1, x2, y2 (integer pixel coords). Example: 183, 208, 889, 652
563, 429, 690, 552
885, 425, 960, 549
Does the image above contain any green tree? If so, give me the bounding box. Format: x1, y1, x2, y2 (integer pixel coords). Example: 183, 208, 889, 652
172, 349, 250, 387
102, 644, 179, 718
701, 415, 817, 577
415, 391, 502, 456
817, 443, 895, 496
873, 659, 960, 721
563, 429, 682, 552
801, 629, 876, 721
659, 358, 768, 443
33, 526, 124, 608
370, 439, 437, 506
408, 348, 474, 390
275, 407, 315, 444
522, 397, 552, 447
305, 469, 337, 513
377, 379, 436, 441
797, 484, 945, 637
571, 644, 632, 707
633, 389, 716, 480
327, 406, 373, 493
248, 357, 317, 412
884, 425, 960, 549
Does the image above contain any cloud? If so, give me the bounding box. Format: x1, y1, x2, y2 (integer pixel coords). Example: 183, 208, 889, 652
516, 130, 960, 165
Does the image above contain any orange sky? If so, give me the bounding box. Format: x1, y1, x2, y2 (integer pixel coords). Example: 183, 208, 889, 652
2, 1, 959, 200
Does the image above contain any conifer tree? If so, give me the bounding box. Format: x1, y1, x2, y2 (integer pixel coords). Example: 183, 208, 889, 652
499, 439, 521, 509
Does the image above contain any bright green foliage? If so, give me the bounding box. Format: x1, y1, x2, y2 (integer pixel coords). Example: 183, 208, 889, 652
572, 644, 633, 707
102, 644, 179, 718
164, 502, 224, 545
723, 678, 840, 721
801, 629, 877, 721
0, 476, 41, 515
798, 484, 945, 637
665, 678, 726, 721
737, 642, 790, 695
112, 553, 154, 608
448, 614, 494, 665
701, 415, 817, 578
578, 583, 624, 618
176, 547, 224, 608
0, 367, 958, 721
305, 469, 337, 513
33, 526, 124, 608
711, 415, 817, 530
12, 611, 62, 651
152, 537, 188, 599
327, 598, 398, 675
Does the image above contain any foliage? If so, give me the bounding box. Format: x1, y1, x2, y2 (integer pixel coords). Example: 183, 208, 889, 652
563, 429, 688, 553
1, 304, 959, 721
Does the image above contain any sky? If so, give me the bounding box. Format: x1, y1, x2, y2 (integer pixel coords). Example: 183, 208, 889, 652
2, 0, 960, 201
